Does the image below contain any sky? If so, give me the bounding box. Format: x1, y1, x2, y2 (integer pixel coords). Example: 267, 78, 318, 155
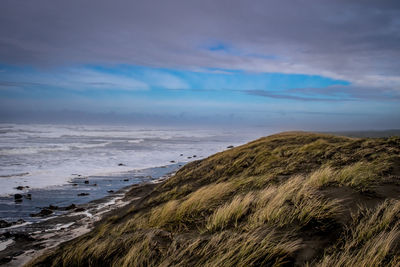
0, 0, 399, 130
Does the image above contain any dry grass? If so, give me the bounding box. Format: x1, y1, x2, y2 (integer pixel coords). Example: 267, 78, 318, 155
307, 161, 386, 190
144, 182, 235, 230
250, 175, 341, 229
200, 229, 301, 267
317, 200, 400, 267
176, 182, 235, 218
206, 192, 255, 232
148, 200, 180, 228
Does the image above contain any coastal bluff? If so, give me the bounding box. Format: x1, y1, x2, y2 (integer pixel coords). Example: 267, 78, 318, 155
28, 132, 400, 266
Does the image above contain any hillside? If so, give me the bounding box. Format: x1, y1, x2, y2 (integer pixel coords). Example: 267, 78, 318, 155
28, 132, 400, 266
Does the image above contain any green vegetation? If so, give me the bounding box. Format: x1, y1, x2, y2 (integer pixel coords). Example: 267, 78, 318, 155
28, 132, 400, 266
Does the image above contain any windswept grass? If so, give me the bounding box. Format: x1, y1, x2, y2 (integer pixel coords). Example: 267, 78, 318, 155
307, 161, 389, 190
200, 229, 301, 267
317, 200, 400, 267
177, 182, 235, 218
145, 182, 235, 230
250, 175, 341, 229
206, 193, 255, 232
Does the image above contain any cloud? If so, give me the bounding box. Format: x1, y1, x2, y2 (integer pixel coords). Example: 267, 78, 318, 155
245, 84, 400, 102
0, 0, 399, 91
143, 71, 189, 90
0, 68, 150, 91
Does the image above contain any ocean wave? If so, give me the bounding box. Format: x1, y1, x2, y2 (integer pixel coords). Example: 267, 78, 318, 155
0, 142, 112, 155
0, 172, 29, 178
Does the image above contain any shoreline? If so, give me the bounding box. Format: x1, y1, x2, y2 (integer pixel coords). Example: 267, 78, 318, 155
0, 171, 175, 266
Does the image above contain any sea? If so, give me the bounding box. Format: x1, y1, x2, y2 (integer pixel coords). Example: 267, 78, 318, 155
0, 123, 263, 223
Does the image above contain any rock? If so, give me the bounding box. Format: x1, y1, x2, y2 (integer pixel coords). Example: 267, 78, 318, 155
14, 193, 24, 202
30, 208, 53, 217
0, 256, 13, 264
16, 219, 25, 224
180, 154, 183, 156
93, 183, 97, 186
25, 193, 32, 200
77, 192, 90, 196
107, 190, 114, 193
123, 179, 129, 182
0, 220, 12, 228
12, 232, 36, 241
187, 156, 192, 159
84, 180, 89, 184
15, 186, 26, 190
65, 204, 76, 210
48, 205, 58, 210
72, 183, 78, 186
227, 145, 234, 149
193, 155, 197, 157
170, 160, 176, 163
118, 163, 125, 166
74, 207, 85, 212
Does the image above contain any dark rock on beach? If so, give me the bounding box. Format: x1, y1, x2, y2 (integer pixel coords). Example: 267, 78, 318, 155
84, 180, 89, 184
64, 204, 76, 210
0, 219, 26, 228
15, 186, 29, 190
30, 208, 53, 217
107, 190, 114, 193
227, 145, 234, 149
118, 163, 125, 166
74, 207, 85, 212
0, 220, 12, 228
77, 193, 90, 196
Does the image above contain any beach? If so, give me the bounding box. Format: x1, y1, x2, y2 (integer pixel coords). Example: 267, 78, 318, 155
0, 166, 176, 266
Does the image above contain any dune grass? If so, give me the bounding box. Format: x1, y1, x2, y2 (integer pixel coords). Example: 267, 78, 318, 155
250, 175, 341, 229
316, 200, 400, 267
206, 192, 255, 232
307, 161, 389, 190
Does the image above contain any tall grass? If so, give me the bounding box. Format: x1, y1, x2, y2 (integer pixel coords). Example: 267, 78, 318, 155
250, 175, 341, 228
206, 192, 255, 232
307, 161, 384, 190
145, 182, 235, 230
176, 182, 235, 218
317, 200, 400, 267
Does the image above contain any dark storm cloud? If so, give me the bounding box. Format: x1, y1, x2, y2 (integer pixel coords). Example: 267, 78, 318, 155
1, 0, 400, 86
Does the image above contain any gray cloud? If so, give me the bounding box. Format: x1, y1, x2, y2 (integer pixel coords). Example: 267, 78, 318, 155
0, 0, 400, 88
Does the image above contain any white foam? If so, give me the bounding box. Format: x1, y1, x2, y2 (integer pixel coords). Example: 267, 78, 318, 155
0, 239, 14, 251
0, 124, 262, 196
53, 222, 75, 231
